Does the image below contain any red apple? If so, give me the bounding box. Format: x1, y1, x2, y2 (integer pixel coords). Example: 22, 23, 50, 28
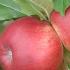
1, 16, 63, 70
0, 39, 4, 56
51, 7, 70, 51
0, 38, 12, 70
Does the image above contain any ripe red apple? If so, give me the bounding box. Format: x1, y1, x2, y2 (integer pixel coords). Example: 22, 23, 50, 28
0, 39, 4, 56
1, 16, 63, 70
0, 38, 12, 70
51, 7, 70, 51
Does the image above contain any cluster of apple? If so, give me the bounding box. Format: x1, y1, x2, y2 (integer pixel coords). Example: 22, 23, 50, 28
0, 6, 70, 70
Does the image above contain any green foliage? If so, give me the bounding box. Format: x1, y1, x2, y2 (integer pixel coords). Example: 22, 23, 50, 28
31, 0, 53, 18
13, 0, 47, 20
64, 48, 70, 69
53, 0, 70, 15
0, 0, 25, 21
0, 0, 49, 21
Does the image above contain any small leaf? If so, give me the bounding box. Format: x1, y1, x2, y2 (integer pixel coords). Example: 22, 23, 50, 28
53, 0, 70, 15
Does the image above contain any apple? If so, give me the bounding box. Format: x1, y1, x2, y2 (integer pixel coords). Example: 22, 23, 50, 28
51, 7, 70, 51
0, 38, 12, 70
0, 39, 4, 56
1, 16, 63, 70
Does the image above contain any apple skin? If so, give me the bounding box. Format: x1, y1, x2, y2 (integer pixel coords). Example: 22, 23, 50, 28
1, 16, 63, 70
0, 39, 4, 56
0, 38, 12, 70
51, 7, 70, 51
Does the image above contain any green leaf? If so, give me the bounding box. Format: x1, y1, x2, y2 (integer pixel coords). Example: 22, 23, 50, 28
0, 20, 14, 33
64, 48, 70, 70
0, 4, 25, 20
0, 21, 5, 32
0, 0, 25, 20
13, 0, 47, 20
31, 0, 53, 18
13, 0, 35, 15
53, 0, 70, 15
